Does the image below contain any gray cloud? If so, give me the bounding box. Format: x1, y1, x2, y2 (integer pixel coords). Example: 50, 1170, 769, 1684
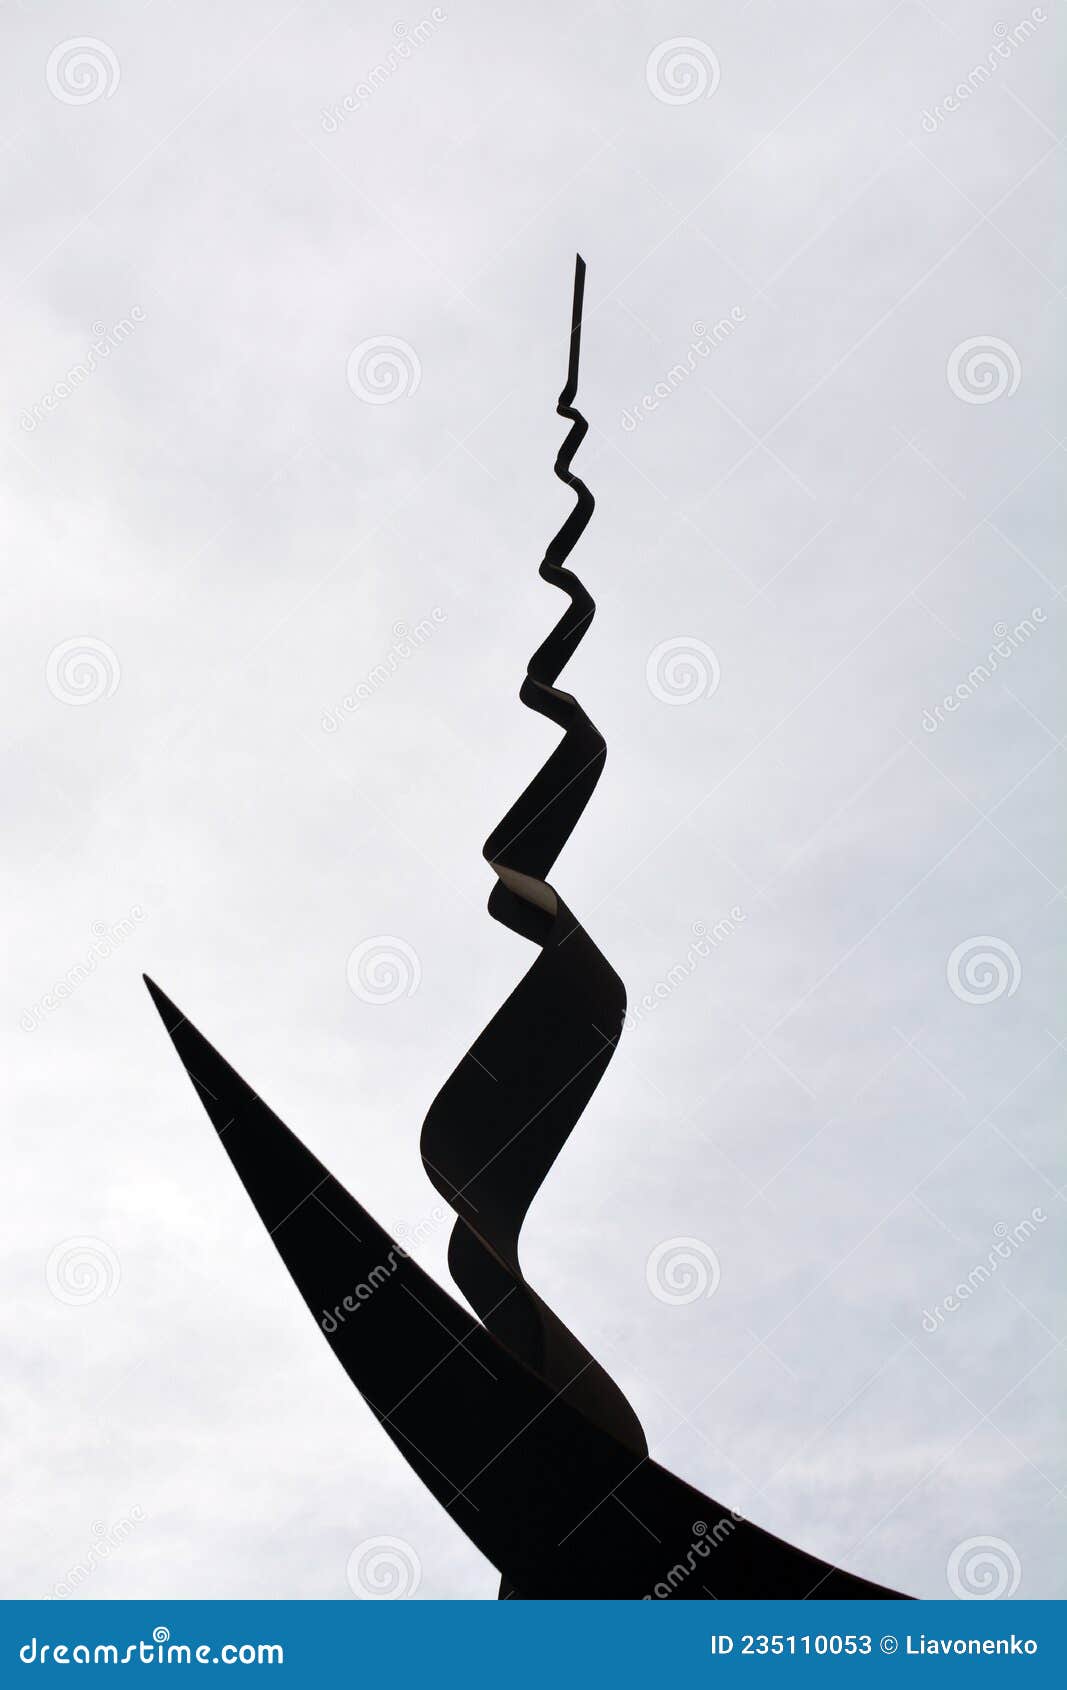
3, 0, 1062, 1601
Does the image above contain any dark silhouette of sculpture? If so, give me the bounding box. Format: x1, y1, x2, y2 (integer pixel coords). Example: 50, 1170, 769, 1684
146, 258, 909, 1599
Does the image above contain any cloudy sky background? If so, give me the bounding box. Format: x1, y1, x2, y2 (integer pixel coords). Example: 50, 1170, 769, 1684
3, 0, 1063, 1601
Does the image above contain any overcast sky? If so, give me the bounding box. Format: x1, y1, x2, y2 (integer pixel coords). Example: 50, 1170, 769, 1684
3, 0, 1063, 1602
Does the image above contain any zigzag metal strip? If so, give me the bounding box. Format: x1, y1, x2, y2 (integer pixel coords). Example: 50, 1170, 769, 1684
420, 256, 647, 1465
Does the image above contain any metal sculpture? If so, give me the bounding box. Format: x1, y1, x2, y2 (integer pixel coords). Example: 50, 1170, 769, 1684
146, 258, 908, 1600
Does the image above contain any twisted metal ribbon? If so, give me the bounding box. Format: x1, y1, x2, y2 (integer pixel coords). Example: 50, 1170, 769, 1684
421, 257, 646, 1464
